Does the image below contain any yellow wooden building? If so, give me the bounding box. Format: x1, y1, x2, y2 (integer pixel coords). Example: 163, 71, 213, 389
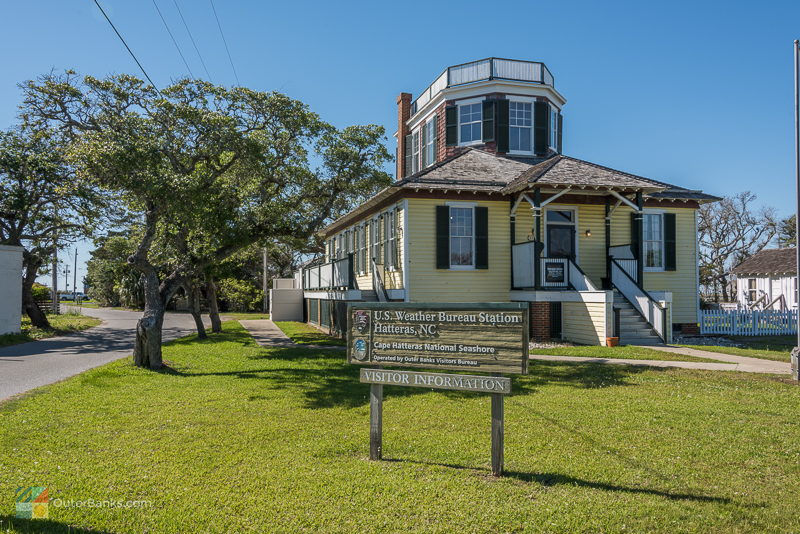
300, 58, 718, 345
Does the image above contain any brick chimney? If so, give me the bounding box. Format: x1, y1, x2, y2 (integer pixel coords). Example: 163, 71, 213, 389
396, 92, 412, 179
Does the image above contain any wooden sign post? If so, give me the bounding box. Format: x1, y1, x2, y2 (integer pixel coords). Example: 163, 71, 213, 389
347, 303, 528, 477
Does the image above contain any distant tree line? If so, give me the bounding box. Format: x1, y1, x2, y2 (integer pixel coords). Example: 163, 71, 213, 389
698, 190, 795, 302
1, 71, 392, 369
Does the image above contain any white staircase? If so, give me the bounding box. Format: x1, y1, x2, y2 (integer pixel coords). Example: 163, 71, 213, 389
613, 290, 664, 346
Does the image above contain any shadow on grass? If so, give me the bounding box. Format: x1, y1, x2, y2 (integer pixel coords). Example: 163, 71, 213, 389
380, 458, 731, 504
0, 515, 113, 533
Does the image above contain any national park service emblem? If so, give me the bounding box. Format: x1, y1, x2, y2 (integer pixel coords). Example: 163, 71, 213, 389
354, 310, 370, 334
353, 339, 368, 361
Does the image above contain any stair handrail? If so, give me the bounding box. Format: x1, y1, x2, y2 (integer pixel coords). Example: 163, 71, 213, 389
371, 257, 388, 302
567, 259, 597, 291
610, 258, 666, 342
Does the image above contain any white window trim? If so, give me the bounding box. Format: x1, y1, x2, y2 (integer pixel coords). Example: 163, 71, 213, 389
423, 117, 436, 168
542, 206, 579, 263
549, 105, 559, 150
507, 97, 535, 156
385, 208, 398, 272
643, 209, 665, 272
456, 97, 485, 147
446, 201, 476, 270
411, 130, 420, 175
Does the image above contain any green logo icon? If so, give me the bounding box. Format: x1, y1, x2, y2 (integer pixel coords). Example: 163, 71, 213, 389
15, 487, 49, 519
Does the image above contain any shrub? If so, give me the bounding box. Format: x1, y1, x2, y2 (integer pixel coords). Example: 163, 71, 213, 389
217, 278, 262, 312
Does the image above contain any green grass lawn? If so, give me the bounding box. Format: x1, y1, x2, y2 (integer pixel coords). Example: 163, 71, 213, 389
222, 311, 271, 320
0, 313, 101, 348
533, 344, 723, 363
2, 322, 800, 532
679, 335, 795, 362
275, 320, 346, 346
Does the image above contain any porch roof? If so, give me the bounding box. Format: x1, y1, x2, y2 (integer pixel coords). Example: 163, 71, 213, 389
732, 248, 797, 276
503, 155, 669, 194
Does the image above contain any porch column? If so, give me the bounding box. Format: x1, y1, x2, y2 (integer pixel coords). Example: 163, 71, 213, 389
533, 188, 542, 290
635, 191, 644, 285
604, 196, 611, 288
510, 196, 516, 289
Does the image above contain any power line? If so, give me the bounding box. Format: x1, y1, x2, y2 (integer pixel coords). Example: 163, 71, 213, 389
92, 0, 160, 91
151, 0, 195, 79
171, 0, 213, 82
209, 0, 240, 86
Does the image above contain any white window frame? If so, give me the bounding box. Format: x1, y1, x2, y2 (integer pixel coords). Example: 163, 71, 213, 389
549, 106, 559, 150
446, 201, 476, 270
508, 98, 534, 155
542, 206, 579, 263
457, 97, 484, 147
385, 209, 398, 271
370, 216, 380, 266
424, 117, 436, 167
643, 210, 665, 272
358, 224, 367, 274
411, 129, 420, 175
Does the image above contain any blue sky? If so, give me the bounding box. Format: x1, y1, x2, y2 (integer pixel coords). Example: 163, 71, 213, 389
1, 0, 798, 284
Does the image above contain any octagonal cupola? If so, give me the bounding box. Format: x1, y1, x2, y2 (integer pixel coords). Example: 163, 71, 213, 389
396, 57, 566, 179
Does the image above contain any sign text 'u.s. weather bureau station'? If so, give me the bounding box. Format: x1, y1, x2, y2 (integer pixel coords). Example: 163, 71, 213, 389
347, 303, 529, 375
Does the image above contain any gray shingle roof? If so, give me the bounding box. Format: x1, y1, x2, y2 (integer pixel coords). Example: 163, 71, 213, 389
396, 148, 533, 191
732, 248, 797, 276
502, 155, 671, 194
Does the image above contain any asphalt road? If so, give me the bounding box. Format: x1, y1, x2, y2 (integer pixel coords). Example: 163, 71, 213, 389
0, 308, 207, 401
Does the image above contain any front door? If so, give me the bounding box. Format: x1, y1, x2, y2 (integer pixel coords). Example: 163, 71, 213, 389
545, 209, 576, 259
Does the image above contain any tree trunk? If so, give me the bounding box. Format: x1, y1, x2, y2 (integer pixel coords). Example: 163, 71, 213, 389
206, 276, 222, 334
188, 282, 207, 339
134, 270, 165, 369
21, 251, 50, 329
720, 274, 730, 302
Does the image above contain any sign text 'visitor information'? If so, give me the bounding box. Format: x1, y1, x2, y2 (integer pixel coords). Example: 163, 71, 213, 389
347, 303, 529, 374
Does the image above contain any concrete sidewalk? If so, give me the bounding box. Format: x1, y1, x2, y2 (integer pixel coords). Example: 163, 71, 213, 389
0, 308, 209, 401
531, 349, 791, 375
239, 319, 345, 351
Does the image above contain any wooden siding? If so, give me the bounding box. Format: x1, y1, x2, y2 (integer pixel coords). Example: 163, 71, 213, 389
516, 202, 700, 324
562, 301, 608, 345
407, 198, 511, 302
329, 202, 405, 292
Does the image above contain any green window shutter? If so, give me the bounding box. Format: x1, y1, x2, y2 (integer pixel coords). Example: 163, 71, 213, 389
557, 113, 563, 154
482, 100, 495, 142
664, 213, 677, 271
534, 101, 549, 156
445, 106, 457, 146
475, 206, 489, 269
495, 99, 509, 153
420, 123, 428, 168
404, 134, 413, 177
431, 114, 439, 161
436, 205, 450, 269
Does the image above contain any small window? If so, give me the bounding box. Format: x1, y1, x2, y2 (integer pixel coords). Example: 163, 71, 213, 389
370, 217, 380, 265
509, 101, 532, 153
546, 210, 573, 223
449, 206, 474, 267
358, 225, 367, 273
748, 278, 758, 303
385, 210, 397, 269
459, 103, 482, 144
411, 130, 420, 175
549, 106, 559, 149
424, 118, 436, 167
643, 213, 664, 269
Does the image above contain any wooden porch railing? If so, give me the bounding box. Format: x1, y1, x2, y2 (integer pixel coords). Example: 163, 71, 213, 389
302, 255, 354, 291
610, 258, 666, 342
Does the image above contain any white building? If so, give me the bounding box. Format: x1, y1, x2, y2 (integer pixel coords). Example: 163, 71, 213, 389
0, 245, 23, 335
732, 248, 797, 310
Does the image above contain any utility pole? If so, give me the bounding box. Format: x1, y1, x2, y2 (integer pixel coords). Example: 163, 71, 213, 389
63, 263, 70, 295
73, 248, 78, 298
793, 40, 800, 381
51, 246, 58, 314
262, 247, 268, 313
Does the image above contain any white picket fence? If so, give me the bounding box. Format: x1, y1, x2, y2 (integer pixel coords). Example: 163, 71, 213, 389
700, 309, 798, 336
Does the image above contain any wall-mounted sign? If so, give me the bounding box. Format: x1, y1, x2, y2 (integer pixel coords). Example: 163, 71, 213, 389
544, 263, 566, 283
347, 302, 528, 375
